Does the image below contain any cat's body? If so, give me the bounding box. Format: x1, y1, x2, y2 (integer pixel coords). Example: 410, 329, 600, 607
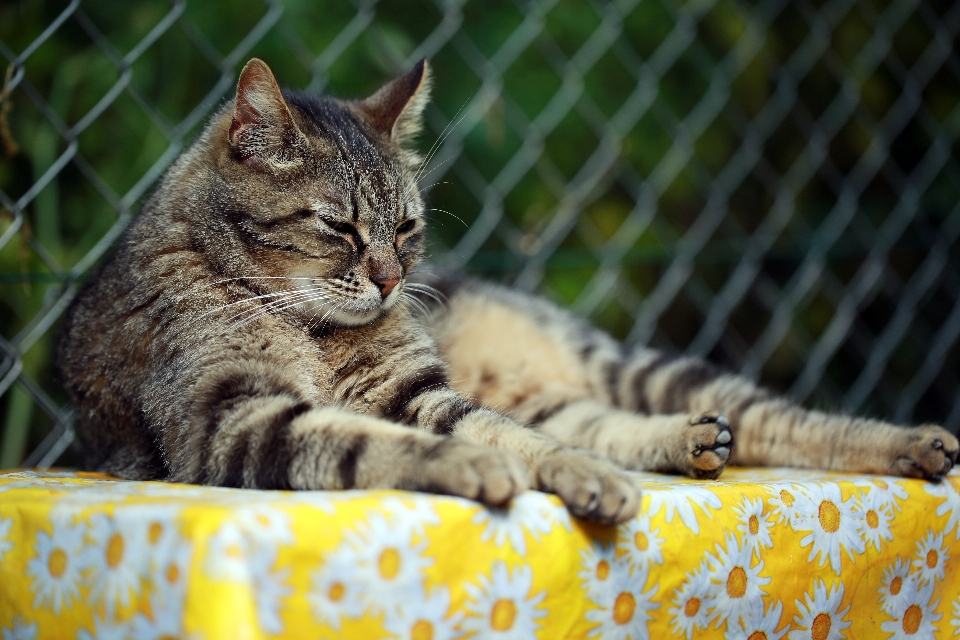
57, 59, 958, 523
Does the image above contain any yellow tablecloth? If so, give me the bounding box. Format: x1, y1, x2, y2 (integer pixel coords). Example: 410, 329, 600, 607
0, 467, 958, 639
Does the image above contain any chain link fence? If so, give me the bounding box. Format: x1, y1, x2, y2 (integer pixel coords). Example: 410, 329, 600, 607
2, 0, 959, 469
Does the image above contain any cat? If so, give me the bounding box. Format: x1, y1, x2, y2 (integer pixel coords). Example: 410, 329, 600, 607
56, 58, 958, 525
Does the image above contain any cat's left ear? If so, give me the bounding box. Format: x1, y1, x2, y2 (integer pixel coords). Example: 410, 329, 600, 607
356, 59, 431, 147
229, 58, 307, 171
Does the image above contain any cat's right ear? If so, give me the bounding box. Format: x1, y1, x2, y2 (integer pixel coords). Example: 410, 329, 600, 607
228, 59, 306, 171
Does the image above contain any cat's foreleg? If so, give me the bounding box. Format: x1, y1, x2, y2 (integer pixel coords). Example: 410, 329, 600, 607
168, 392, 530, 505
335, 362, 640, 523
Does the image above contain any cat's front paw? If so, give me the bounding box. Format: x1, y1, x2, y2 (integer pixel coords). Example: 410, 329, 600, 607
890, 425, 958, 479
682, 412, 733, 480
415, 440, 531, 506
536, 449, 640, 524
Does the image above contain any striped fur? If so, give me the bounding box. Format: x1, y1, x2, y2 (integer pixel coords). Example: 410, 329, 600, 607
57, 59, 955, 529
416, 273, 958, 480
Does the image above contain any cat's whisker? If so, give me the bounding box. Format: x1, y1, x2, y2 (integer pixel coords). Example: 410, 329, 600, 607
426, 208, 468, 229
410, 97, 473, 192
404, 282, 447, 308
400, 292, 431, 317
195, 289, 309, 324
223, 289, 330, 331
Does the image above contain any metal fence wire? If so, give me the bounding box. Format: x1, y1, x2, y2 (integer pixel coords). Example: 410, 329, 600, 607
1, 0, 960, 469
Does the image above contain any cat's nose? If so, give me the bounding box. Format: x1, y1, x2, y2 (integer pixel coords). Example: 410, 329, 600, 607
373, 276, 400, 299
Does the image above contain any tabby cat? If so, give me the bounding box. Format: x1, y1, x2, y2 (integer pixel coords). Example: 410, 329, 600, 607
57, 58, 958, 524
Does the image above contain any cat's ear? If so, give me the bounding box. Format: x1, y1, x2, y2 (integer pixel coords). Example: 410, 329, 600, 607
228, 58, 306, 170
356, 59, 431, 147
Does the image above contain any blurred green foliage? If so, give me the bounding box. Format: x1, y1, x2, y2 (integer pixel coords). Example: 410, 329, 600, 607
1, 0, 959, 466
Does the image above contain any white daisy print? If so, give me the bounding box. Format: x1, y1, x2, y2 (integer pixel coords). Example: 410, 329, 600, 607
792, 484, 864, 574
82, 513, 149, 613
249, 543, 293, 634
669, 560, 712, 640
382, 584, 463, 640
77, 613, 130, 640
862, 477, 908, 514
381, 495, 442, 537
878, 557, 918, 616
727, 598, 787, 640
1, 617, 37, 640
234, 505, 295, 546
131, 586, 186, 640
463, 561, 547, 639
26, 514, 86, 613
912, 529, 949, 586
645, 484, 722, 534
471, 492, 566, 555
617, 513, 664, 572
880, 579, 941, 640
706, 531, 771, 628
766, 483, 811, 527
854, 487, 894, 552
789, 579, 851, 640
345, 511, 433, 615
308, 544, 366, 630
923, 477, 960, 540
733, 496, 773, 558
579, 540, 618, 602
203, 523, 253, 581
0, 516, 12, 562
585, 557, 658, 640
950, 595, 960, 636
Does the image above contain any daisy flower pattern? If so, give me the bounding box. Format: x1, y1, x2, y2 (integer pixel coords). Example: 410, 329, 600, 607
0, 517, 12, 563
923, 476, 960, 540
616, 513, 664, 572
1, 617, 37, 640
951, 594, 960, 636
308, 544, 366, 630
913, 529, 949, 586
82, 513, 149, 613
585, 557, 658, 640
792, 484, 864, 574
203, 523, 254, 582
878, 556, 920, 616
766, 483, 810, 527
669, 560, 712, 640
789, 579, 851, 640
471, 492, 566, 555
381, 585, 462, 640
345, 511, 433, 615
854, 486, 894, 552
26, 514, 86, 614
733, 496, 773, 558
463, 561, 547, 639
249, 544, 293, 634
645, 484, 722, 534
880, 579, 941, 640
726, 598, 787, 640
578, 540, 618, 602
706, 531, 771, 629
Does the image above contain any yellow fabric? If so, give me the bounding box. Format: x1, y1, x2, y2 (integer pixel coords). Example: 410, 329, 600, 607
0, 467, 958, 639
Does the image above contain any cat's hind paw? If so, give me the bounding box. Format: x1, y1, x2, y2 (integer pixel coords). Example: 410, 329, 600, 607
536, 449, 640, 524
683, 412, 733, 480
890, 425, 958, 480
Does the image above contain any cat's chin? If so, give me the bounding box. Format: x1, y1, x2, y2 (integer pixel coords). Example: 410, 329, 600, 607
310, 294, 400, 328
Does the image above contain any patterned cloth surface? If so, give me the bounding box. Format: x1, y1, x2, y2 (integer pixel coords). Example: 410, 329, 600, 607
0, 467, 958, 639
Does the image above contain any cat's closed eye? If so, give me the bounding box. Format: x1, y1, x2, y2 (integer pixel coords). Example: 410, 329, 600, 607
396, 219, 416, 235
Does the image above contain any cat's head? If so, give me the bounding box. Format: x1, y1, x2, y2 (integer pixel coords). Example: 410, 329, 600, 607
195, 58, 433, 328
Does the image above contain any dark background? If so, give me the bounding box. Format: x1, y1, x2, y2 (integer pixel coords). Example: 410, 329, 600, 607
2, 0, 959, 467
